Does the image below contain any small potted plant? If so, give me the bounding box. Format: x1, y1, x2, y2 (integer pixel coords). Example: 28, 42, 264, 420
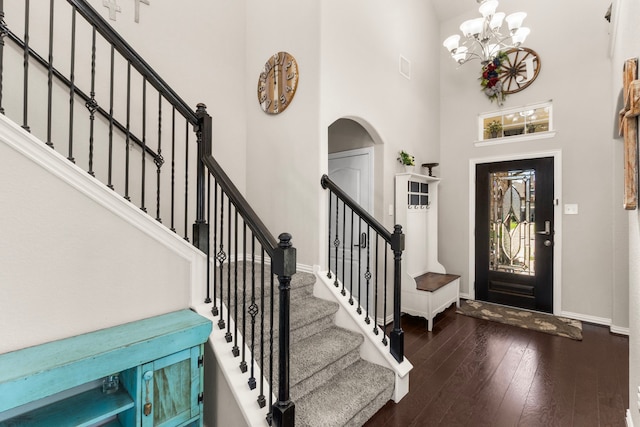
486, 120, 503, 139
397, 150, 415, 172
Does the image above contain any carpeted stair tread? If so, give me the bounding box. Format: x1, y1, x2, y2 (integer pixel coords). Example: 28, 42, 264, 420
229, 292, 339, 345
289, 326, 364, 400
215, 264, 315, 305
294, 359, 395, 427
287, 297, 340, 344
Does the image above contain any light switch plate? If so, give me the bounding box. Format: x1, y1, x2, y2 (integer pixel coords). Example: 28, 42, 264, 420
564, 204, 579, 215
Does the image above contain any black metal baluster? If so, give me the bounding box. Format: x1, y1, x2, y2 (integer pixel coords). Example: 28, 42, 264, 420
183, 120, 189, 241
240, 222, 248, 373
327, 190, 332, 279
170, 107, 176, 232
341, 199, 346, 296
374, 235, 380, 335
211, 183, 218, 316
21, 0, 30, 132
107, 45, 114, 189
357, 217, 362, 315
217, 190, 226, 330
140, 78, 147, 211
124, 62, 131, 200
86, 27, 97, 177
155, 93, 163, 222
45, 0, 54, 147
0, 0, 7, 115
364, 225, 371, 324
382, 245, 388, 346
349, 210, 354, 306
258, 249, 266, 408
333, 193, 339, 287
248, 235, 257, 390
225, 198, 232, 342
67, 6, 76, 163
232, 210, 239, 357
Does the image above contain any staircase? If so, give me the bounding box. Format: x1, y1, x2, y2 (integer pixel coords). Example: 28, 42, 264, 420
218, 263, 395, 426
0, 1, 409, 424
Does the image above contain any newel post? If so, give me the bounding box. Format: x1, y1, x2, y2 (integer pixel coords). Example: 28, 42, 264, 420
193, 103, 211, 254
272, 233, 296, 427
390, 224, 405, 363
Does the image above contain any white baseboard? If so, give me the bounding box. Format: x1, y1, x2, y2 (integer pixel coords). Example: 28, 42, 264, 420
627, 409, 634, 427
610, 325, 630, 336
459, 292, 472, 300
559, 310, 611, 327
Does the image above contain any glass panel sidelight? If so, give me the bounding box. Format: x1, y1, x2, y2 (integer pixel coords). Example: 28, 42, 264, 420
488, 169, 535, 275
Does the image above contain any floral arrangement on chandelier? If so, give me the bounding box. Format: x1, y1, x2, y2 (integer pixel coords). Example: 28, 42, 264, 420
480, 51, 508, 105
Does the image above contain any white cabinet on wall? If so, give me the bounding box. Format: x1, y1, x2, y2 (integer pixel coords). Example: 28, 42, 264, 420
395, 172, 460, 331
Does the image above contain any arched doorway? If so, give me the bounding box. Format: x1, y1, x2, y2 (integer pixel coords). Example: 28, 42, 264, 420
327, 117, 384, 308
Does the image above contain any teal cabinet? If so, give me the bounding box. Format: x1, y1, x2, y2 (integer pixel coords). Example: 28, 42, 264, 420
0, 310, 212, 427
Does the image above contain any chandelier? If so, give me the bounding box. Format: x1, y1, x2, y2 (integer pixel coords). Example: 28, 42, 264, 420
442, 0, 530, 65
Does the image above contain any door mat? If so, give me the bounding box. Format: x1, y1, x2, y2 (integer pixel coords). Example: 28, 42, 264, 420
457, 300, 582, 340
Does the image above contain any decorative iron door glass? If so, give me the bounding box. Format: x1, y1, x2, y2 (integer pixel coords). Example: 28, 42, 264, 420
489, 169, 535, 275
475, 158, 554, 313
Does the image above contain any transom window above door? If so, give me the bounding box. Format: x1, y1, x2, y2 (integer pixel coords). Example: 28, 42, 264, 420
477, 101, 555, 145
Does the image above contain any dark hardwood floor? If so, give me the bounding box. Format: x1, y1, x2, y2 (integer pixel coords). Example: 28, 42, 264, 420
366, 305, 629, 427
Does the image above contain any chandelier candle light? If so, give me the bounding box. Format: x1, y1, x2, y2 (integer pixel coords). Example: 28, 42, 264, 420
442, 0, 530, 65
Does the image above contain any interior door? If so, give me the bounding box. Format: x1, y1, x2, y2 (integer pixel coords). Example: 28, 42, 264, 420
328, 148, 372, 307
475, 157, 554, 313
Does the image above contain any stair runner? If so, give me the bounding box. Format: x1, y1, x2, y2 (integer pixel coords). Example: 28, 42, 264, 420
218, 263, 395, 426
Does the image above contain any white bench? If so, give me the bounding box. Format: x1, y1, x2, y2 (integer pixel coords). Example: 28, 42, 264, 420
403, 272, 460, 331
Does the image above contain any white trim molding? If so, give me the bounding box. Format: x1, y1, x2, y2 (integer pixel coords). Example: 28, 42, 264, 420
474, 130, 557, 147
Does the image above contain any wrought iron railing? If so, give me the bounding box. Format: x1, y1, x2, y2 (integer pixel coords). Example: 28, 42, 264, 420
0, 1, 294, 425
320, 174, 405, 362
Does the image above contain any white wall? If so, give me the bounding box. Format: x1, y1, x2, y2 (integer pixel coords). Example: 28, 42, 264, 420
244, 1, 322, 266
438, 0, 627, 327
82, 0, 248, 192
610, 0, 640, 422
0, 116, 197, 354
320, 0, 441, 264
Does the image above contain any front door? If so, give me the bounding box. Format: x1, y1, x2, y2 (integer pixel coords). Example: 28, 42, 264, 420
328, 148, 373, 307
475, 157, 554, 313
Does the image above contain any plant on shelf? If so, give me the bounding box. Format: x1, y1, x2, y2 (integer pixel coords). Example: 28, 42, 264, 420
397, 150, 415, 166
486, 120, 503, 139
526, 123, 539, 134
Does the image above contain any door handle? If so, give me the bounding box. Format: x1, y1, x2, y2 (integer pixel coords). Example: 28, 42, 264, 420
536, 220, 551, 236
353, 232, 367, 249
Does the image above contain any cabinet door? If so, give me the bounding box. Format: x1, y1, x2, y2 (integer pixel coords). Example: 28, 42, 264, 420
141, 346, 201, 427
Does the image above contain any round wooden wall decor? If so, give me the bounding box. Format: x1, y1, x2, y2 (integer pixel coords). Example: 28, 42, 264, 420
257, 52, 299, 115
499, 48, 541, 95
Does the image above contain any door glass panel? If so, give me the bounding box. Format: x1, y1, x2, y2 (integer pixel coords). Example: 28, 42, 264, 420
489, 169, 535, 275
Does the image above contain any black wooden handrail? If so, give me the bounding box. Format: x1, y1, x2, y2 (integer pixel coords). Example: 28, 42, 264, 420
321, 174, 394, 245
196, 105, 278, 255
67, 0, 197, 126
201, 153, 279, 255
